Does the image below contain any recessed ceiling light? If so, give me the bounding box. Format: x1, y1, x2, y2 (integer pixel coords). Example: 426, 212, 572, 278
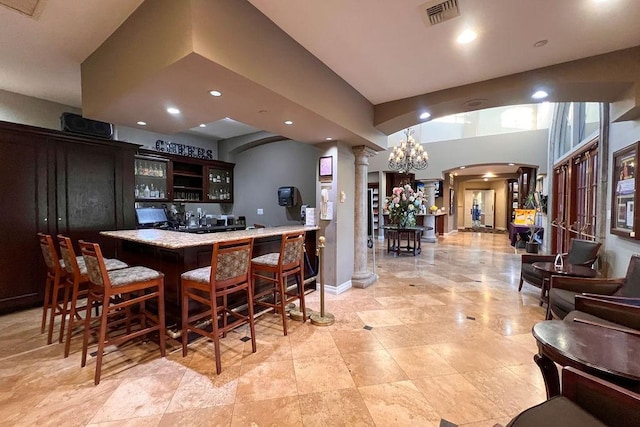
460, 166, 466, 169
508, 163, 515, 166
533, 40, 548, 48
167, 107, 180, 115
284, 120, 293, 125
532, 90, 548, 100
325, 137, 333, 141
209, 90, 222, 97
456, 29, 477, 44
419, 112, 431, 120
224, 117, 232, 120
199, 124, 206, 127
136, 121, 147, 126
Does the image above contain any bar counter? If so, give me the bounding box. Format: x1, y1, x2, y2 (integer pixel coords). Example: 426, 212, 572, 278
101, 225, 319, 249
101, 225, 319, 331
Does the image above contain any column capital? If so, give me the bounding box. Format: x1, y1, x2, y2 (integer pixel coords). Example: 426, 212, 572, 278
352, 145, 378, 158
353, 146, 378, 166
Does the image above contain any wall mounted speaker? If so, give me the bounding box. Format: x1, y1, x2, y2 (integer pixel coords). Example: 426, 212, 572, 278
60, 112, 114, 139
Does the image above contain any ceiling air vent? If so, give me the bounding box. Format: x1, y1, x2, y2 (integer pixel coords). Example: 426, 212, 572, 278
420, 0, 460, 26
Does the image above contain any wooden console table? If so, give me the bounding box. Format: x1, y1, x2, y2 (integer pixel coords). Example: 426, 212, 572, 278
383, 225, 427, 256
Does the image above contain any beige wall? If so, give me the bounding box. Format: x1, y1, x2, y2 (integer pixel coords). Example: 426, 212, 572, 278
455, 179, 509, 230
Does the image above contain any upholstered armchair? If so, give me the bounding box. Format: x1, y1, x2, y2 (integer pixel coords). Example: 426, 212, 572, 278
564, 294, 640, 334
548, 254, 640, 320
518, 238, 602, 293
499, 367, 640, 427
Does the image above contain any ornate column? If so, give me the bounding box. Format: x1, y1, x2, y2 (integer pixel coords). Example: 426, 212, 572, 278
352, 146, 378, 288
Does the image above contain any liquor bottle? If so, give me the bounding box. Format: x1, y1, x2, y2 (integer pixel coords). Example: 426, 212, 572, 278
144, 185, 150, 198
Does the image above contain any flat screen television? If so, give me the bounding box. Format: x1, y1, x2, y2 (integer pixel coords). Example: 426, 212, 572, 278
135, 207, 168, 227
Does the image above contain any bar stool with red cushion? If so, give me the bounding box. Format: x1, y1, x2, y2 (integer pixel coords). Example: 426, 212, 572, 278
79, 240, 166, 385
251, 231, 306, 336
181, 237, 255, 374
38, 233, 70, 344
57, 235, 128, 357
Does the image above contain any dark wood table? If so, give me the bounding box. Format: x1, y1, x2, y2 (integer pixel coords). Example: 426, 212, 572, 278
383, 225, 427, 256
532, 320, 640, 398
532, 261, 597, 309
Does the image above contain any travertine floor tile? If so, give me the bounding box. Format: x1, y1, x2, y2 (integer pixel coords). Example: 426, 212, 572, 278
370, 324, 426, 349
159, 406, 233, 427
330, 329, 384, 354
355, 309, 404, 327
299, 388, 375, 426
165, 367, 239, 412
463, 367, 546, 417
293, 354, 355, 394
341, 349, 408, 386
89, 373, 183, 423
388, 345, 457, 378
358, 380, 441, 427
231, 396, 302, 426
413, 374, 507, 424
235, 360, 297, 403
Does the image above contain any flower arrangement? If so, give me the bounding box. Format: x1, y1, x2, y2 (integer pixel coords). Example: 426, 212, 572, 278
385, 184, 426, 227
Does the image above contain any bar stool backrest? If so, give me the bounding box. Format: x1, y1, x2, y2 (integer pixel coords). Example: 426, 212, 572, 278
38, 233, 58, 271
58, 235, 81, 277
210, 238, 253, 290
79, 241, 109, 288
281, 233, 304, 270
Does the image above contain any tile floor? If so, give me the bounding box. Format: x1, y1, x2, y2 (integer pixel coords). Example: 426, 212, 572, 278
0, 232, 547, 426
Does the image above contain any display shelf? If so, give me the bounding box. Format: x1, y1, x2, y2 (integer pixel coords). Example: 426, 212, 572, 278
135, 156, 168, 201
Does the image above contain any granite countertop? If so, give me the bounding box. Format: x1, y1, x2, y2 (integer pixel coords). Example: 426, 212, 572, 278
100, 225, 319, 249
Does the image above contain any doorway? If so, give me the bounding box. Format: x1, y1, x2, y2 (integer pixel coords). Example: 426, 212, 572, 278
464, 190, 495, 229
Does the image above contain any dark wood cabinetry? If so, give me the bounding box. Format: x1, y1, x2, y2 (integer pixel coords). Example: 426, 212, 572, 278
385, 172, 415, 195
136, 149, 234, 203
0, 121, 137, 313
507, 179, 519, 223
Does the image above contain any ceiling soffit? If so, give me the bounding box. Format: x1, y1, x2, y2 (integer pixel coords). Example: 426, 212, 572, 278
375, 46, 640, 135
81, 0, 386, 149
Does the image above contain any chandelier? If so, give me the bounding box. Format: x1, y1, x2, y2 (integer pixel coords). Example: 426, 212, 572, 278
388, 128, 428, 173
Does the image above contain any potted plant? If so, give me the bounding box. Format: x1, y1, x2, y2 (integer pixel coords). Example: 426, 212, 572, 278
523, 192, 542, 253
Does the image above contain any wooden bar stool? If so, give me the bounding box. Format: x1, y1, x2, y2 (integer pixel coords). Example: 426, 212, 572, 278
251, 231, 306, 336
79, 240, 166, 385
57, 235, 128, 357
38, 233, 70, 344
181, 237, 255, 374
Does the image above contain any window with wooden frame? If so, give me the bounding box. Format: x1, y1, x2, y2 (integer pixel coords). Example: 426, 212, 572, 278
552, 140, 599, 253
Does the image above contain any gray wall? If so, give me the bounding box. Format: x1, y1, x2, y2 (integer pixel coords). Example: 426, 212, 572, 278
604, 117, 640, 277
230, 139, 319, 227
0, 89, 81, 129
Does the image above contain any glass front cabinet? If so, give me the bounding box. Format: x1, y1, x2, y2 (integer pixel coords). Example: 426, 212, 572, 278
134, 156, 169, 201
135, 150, 234, 204
207, 166, 233, 202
